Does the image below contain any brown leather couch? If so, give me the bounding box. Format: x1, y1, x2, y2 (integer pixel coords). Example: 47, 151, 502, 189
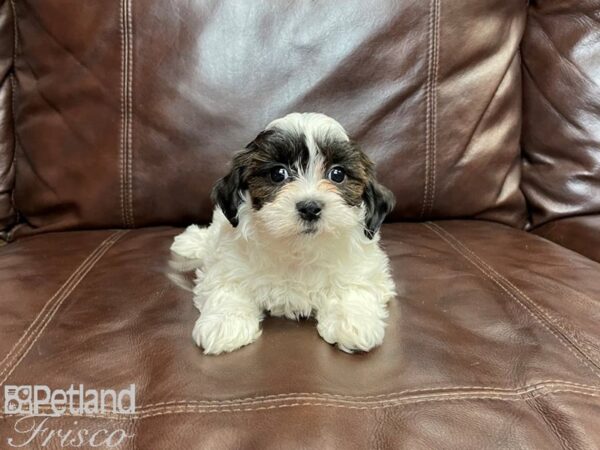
1, 0, 599, 448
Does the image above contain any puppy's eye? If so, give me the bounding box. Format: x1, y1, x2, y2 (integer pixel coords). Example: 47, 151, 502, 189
327, 167, 346, 183
270, 166, 290, 183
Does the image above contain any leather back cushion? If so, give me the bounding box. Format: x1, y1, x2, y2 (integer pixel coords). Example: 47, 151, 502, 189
0, 1, 15, 234
11, 0, 528, 236
521, 0, 600, 228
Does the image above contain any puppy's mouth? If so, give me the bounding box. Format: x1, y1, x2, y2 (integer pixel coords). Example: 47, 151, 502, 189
299, 220, 319, 235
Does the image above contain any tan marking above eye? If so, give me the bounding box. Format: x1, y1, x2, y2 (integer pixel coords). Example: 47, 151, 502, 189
279, 182, 295, 193
317, 179, 340, 193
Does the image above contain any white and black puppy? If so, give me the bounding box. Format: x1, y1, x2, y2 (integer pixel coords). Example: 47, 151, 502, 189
171, 112, 396, 355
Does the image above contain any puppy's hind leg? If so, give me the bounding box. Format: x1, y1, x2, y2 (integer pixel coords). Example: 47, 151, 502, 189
171, 224, 210, 260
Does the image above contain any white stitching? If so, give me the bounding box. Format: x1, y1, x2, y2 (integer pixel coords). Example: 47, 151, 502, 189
420, 0, 440, 218
429, 0, 440, 215
140, 379, 600, 408
428, 223, 600, 372
126, 0, 134, 227
0, 231, 122, 371
424, 223, 600, 380
0, 231, 127, 384
119, 0, 134, 228
420, 0, 434, 218
460, 239, 600, 368
7, 382, 597, 416
0, 231, 128, 385
526, 277, 600, 362
119, 0, 127, 228
2, 388, 597, 420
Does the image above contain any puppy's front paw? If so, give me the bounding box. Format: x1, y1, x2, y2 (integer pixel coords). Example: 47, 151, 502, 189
192, 314, 262, 355
317, 314, 385, 353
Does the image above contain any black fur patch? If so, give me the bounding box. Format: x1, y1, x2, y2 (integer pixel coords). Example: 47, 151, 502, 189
243, 130, 310, 209
362, 180, 395, 238
212, 130, 311, 223
212, 125, 395, 237
317, 138, 373, 207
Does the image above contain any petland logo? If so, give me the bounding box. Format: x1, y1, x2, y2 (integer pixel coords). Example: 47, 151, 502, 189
4, 384, 135, 448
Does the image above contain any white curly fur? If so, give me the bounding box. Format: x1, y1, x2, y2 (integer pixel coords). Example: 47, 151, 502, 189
171, 113, 395, 355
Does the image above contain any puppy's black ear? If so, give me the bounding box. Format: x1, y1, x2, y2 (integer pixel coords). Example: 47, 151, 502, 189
211, 166, 246, 227
362, 180, 395, 239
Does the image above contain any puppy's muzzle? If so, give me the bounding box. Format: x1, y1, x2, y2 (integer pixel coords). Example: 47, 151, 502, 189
296, 200, 323, 222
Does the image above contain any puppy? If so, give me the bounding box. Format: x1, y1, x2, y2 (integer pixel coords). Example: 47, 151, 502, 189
171, 112, 396, 354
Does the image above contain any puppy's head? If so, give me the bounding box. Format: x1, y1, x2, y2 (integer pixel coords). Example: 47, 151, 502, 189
212, 113, 394, 239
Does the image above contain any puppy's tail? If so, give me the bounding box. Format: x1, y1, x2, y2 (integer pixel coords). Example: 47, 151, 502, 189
168, 256, 203, 273
167, 255, 202, 292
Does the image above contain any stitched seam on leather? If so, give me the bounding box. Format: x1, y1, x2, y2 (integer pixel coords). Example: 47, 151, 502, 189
124, 0, 132, 227
0, 231, 127, 381
425, 222, 600, 379
420, 0, 440, 219
139, 380, 600, 407
119, 0, 127, 228
126, 0, 134, 227
0, 232, 122, 369
420, 0, 433, 218
446, 228, 599, 359
526, 276, 598, 318
527, 396, 575, 450
526, 288, 600, 363
18, 384, 600, 413
489, 265, 600, 368
1, 380, 600, 412
14, 382, 598, 413
424, 223, 600, 380
429, 222, 600, 372
523, 277, 600, 362
0, 230, 128, 385
429, 0, 439, 215
119, 0, 134, 228
3, 389, 597, 420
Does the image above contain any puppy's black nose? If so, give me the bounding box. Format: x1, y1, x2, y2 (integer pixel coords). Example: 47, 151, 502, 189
296, 200, 323, 222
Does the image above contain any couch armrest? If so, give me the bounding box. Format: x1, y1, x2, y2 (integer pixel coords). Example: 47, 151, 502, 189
521, 1, 600, 228
533, 215, 600, 264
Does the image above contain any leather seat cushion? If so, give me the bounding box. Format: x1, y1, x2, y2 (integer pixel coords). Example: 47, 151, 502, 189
1, 221, 599, 447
